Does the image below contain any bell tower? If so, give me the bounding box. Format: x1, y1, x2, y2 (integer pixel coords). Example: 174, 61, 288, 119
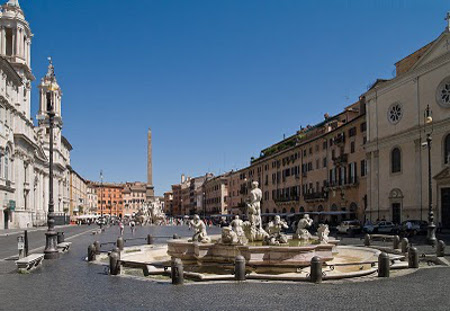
0, 0, 35, 117
37, 58, 62, 126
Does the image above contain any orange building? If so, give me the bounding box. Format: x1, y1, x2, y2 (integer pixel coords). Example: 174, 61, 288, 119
97, 183, 124, 217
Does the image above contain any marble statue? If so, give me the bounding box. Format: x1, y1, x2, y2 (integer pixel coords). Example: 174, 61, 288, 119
230, 215, 247, 244
265, 215, 289, 245
294, 214, 313, 240
243, 181, 268, 241
189, 214, 211, 243
317, 224, 330, 244
218, 226, 239, 245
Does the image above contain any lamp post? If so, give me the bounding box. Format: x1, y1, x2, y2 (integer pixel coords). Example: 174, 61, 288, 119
44, 81, 59, 260
424, 104, 437, 245
99, 170, 103, 231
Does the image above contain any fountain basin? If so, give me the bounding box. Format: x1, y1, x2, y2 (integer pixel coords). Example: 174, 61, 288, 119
167, 237, 339, 267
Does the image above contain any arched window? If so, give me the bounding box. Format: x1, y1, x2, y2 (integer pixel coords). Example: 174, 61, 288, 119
391, 147, 401, 173
4, 147, 9, 180
299, 206, 305, 213
444, 134, 450, 164
272, 208, 277, 214
282, 208, 287, 213
290, 207, 295, 213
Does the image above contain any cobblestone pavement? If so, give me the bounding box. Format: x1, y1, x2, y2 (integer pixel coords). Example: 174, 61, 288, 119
0, 225, 449, 311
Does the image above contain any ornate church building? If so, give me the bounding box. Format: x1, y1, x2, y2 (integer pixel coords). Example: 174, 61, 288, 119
365, 15, 450, 229
0, 0, 71, 229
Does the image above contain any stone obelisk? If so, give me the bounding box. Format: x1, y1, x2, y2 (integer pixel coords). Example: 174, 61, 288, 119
146, 128, 155, 202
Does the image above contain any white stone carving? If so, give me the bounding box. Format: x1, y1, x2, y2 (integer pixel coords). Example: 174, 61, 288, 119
294, 214, 313, 240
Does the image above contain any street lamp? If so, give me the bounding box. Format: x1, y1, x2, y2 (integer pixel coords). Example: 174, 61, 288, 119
99, 170, 103, 231
43, 79, 60, 260
424, 104, 437, 245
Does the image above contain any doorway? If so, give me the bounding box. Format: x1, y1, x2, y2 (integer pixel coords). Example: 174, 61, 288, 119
441, 188, 450, 229
3, 210, 9, 229
392, 203, 401, 224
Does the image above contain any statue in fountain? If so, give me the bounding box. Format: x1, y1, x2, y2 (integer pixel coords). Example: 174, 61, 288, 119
243, 181, 269, 241
317, 224, 330, 244
189, 215, 211, 243
265, 215, 289, 245
294, 214, 313, 240
218, 226, 240, 245
230, 215, 247, 244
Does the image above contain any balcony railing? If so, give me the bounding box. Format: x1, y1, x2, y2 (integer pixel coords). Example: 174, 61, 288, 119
274, 196, 300, 203
304, 192, 327, 201
332, 154, 348, 165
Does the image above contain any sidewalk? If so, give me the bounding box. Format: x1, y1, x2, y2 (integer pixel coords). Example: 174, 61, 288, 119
0, 224, 75, 237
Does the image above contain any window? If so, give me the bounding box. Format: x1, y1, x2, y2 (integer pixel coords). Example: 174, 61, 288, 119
436, 76, 450, 107
350, 141, 355, 153
323, 157, 327, 168
360, 122, 367, 132
323, 140, 328, 150
445, 134, 450, 164
361, 160, 367, 177
391, 148, 401, 173
4, 147, 9, 180
388, 103, 403, 124
349, 127, 357, 137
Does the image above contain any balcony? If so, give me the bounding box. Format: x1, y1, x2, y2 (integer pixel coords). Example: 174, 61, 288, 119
332, 154, 348, 166
274, 196, 300, 205
304, 192, 327, 202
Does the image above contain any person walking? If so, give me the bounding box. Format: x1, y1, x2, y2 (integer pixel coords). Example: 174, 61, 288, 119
119, 221, 124, 235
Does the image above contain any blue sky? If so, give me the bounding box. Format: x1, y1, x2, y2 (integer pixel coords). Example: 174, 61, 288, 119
20, 0, 448, 195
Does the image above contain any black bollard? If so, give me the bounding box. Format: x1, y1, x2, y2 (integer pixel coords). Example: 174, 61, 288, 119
109, 250, 120, 275
173, 234, 180, 240
88, 244, 96, 262
400, 238, 409, 253
24, 230, 29, 257
93, 241, 101, 255
117, 237, 125, 251
234, 256, 246, 281
310, 256, 323, 283
147, 234, 154, 245
393, 235, 400, 250
364, 234, 371, 247
408, 247, 419, 269
378, 252, 390, 277
171, 257, 184, 285
57, 232, 65, 244
437, 240, 446, 257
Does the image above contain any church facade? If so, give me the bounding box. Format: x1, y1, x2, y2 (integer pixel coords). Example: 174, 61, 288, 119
364, 18, 450, 229
0, 0, 71, 229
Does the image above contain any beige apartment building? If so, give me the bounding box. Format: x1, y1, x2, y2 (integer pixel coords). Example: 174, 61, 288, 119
163, 191, 173, 215
86, 182, 97, 215
69, 168, 87, 217
122, 182, 146, 216
204, 173, 230, 215
364, 23, 450, 228
227, 101, 367, 224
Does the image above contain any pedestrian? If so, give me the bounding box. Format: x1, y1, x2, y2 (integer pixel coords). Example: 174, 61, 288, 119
119, 221, 124, 235
130, 220, 136, 234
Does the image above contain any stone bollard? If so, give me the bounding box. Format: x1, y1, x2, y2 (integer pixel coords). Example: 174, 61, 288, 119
408, 247, 419, 269
393, 235, 400, 250
109, 250, 120, 275
171, 257, 184, 285
93, 241, 101, 255
147, 234, 154, 245
57, 232, 65, 244
116, 237, 125, 251
400, 238, 409, 253
87, 244, 96, 262
234, 256, 246, 281
437, 240, 446, 257
310, 256, 323, 283
378, 252, 390, 277
173, 234, 180, 240
364, 234, 371, 247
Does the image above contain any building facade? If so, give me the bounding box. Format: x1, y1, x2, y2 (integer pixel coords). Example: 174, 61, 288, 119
123, 182, 146, 216
69, 168, 87, 217
0, 1, 72, 229
364, 22, 450, 228
204, 173, 230, 215
96, 183, 124, 217
86, 182, 97, 215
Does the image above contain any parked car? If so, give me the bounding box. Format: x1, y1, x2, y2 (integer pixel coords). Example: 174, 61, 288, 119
336, 220, 361, 234
363, 221, 377, 233
376, 221, 399, 234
